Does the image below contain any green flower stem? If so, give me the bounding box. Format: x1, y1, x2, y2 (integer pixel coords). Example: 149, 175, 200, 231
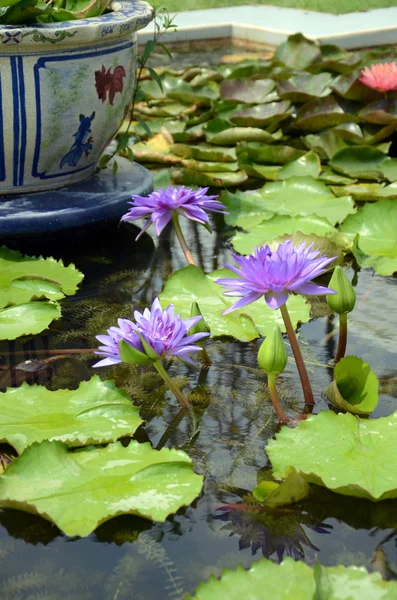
156, 407, 188, 450
172, 214, 197, 266
279, 303, 314, 406
200, 345, 211, 366
334, 312, 348, 364
153, 360, 191, 408
268, 373, 289, 425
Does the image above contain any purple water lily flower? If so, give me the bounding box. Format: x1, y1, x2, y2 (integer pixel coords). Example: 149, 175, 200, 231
216, 240, 336, 312
121, 185, 227, 240
93, 297, 210, 368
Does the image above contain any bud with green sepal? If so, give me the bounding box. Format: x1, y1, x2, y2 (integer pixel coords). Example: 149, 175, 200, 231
189, 301, 211, 365
326, 266, 356, 364
257, 326, 289, 424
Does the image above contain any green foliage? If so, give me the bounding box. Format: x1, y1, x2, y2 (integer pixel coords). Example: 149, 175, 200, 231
0, 440, 203, 536
0, 301, 61, 340
267, 410, 397, 500
0, 376, 143, 454
0, 0, 112, 24
324, 356, 379, 415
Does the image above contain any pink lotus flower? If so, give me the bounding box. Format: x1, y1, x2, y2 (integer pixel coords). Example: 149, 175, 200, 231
359, 62, 397, 93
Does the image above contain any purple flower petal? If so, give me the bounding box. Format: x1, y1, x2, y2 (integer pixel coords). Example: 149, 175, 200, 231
264, 291, 289, 309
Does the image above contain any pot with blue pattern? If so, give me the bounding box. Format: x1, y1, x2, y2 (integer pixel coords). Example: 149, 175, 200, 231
0, 0, 153, 194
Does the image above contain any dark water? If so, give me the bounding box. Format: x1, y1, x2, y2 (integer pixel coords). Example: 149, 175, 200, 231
0, 215, 397, 599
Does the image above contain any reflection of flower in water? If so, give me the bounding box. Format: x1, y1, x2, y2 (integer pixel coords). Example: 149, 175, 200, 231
214, 504, 331, 561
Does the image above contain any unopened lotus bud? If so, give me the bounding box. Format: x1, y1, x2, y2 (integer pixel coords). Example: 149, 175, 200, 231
326, 266, 356, 315
258, 326, 288, 375
189, 302, 211, 335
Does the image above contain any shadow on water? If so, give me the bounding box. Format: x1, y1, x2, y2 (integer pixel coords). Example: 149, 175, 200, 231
1, 210, 397, 597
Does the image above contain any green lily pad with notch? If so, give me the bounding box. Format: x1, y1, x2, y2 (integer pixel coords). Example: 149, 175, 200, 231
274, 33, 321, 70
239, 163, 282, 181
119, 118, 186, 140
173, 124, 205, 143
253, 468, 310, 506
294, 96, 355, 133
220, 78, 276, 104
329, 182, 392, 201
180, 159, 239, 173
331, 122, 397, 145
136, 103, 191, 118
319, 166, 356, 185
231, 214, 338, 254
189, 557, 397, 600
0, 440, 203, 537
236, 143, 306, 165
0, 246, 83, 309
220, 189, 274, 229
204, 119, 282, 145
171, 169, 247, 188
324, 356, 379, 415
131, 134, 181, 165
221, 61, 271, 80
258, 176, 356, 225
276, 151, 321, 180
160, 265, 310, 342
230, 101, 292, 128
170, 144, 237, 162
339, 199, 397, 275
140, 77, 219, 106
304, 131, 349, 160
277, 73, 333, 102
358, 98, 397, 125
329, 146, 393, 181
267, 409, 397, 501
0, 301, 61, 340
312, 46, 362, 74
0, 376, 143, 454
332, 70, 378, 103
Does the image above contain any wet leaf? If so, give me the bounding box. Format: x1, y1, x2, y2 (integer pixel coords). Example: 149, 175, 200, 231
171, 169, 247, 188
329, 146, 391, 181
140, 77, 219, 105
220, 78, 276, 104
232, 215, 337, 254
339, 199, 397, 275
358, 98, 397, 125
130, 133, 181, 165
230, 101, 292, 127
304, 131, 349, 160
330, 183, 388, 201
204, 119, 282, 145
180, 159, 239, 172
0, 246, 83, 308
222, 61, 271, 80
236, 143, 306, 165
170, 143, 237, 162
267, 409, 397, 501
318, 166, 356, 185
239, 163, 281, 180
120, 119, 186, 140
253, 468, 310, 506
294, 96, 354, 132
0, 302, 61, 340
220, 189, 274, 229
324, 356, 379, 415
314, 563, 397, 599
277, 73, 333, 102
274, 33, 321, 70
160, 265, 310, 342
137, 102, 191, 118
0, 440, 203, 536
0, 376, 143, 454
276, 151, 321, 179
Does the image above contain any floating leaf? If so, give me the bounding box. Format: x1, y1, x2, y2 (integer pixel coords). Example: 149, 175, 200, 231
274, 33, 321, 70
170, 143, 237, 162
330, 182, 388, 201
318, 166, 356, 185
172, 169, 247, 188
204, 119, 282, 145
160, 265, 310, 342
277, 73, 333, 102
294, 96, 354, 132
230, 101, 291, 128
236, 143, 306, 165
267, 410, 397, 501
0, 376, 143, 454
277, 151, 321, 180
304, 131, 349, 160
220, 78, 276, 104
222, 61, 271, 80
239, 163, 282, 180
232, 215, 337, 254
339, 199, 397, 275
220, 189, 274, 229
358, 98, 397, 125
0, 246, 83, 309
119, 118, 186, 140
0, 440, 203, 536
0, 301, 61, 340
253, 468, 310, 506
329, 146, 392, 181
130, 133, 181, 165
314, 563, 397, 599
324, 356, 379, 415
180, 159, 239, 173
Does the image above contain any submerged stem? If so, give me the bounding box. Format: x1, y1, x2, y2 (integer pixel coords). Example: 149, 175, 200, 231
153, 360, 191, 408
334, 312, 348, 364
172, 214, 197, 266
267, 373, 289, 424
279, 303, 314, 406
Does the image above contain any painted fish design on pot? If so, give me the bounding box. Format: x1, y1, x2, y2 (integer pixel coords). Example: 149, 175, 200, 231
60, 112, 95, 169
95, 64, 126, 105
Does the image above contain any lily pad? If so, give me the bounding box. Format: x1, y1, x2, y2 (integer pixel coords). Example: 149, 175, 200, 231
0, 301, 61, 340
276, 151, 321, 180
324, 356, 379, 415
232, 215, 338, 255
329, 146, 393, 181
274, 33, 321, 70
339, 199, 397, 275
0, 376, 143, 454
304, 131, 349, 160
180, 159, 239, 173
230, 101, 291, 128
267, 409, 397, 501
236, 143, 306, 165
277, 73, 333, 102
294, 96, 354, 132
358, 98, 397, 125
220, 78, 276, 104
0, 246, 83, 309
329, 183, 388, 201
239, 163, 282, 180
171, 169, 247, 188
190, 558, 397, 600
0, 440, 203, 536
130, 133, 181, 165
160, 265, 310, 342
220, 189, 274, 229
170, 143, 237, 162
204, 119, 282, 145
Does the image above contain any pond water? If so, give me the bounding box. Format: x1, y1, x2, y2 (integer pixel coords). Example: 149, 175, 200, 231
0, 213, 396, 599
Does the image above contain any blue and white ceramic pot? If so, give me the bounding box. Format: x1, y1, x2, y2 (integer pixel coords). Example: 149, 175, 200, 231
0, 0, 153, 194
